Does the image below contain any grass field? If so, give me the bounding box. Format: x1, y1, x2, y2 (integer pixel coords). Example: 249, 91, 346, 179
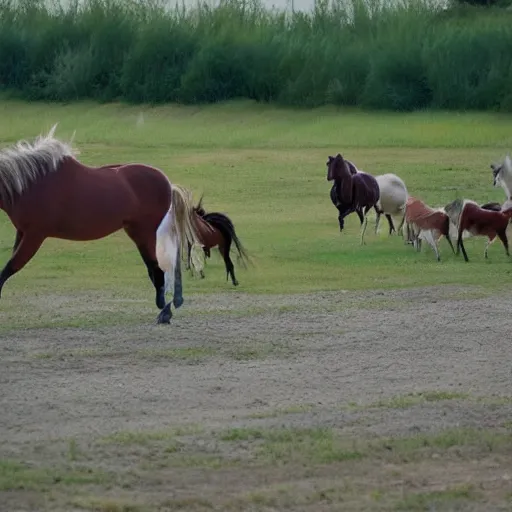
1, 99, 512, 511
1, 100, 512, 309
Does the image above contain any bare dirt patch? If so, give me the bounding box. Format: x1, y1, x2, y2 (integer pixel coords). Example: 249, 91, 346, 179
1, 285, 512, 511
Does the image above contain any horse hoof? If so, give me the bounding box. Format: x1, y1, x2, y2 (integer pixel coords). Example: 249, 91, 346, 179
173, 296, 184, 309
200, 271, 205, 279
157, 304, 172, 324
233, 280, 239, 286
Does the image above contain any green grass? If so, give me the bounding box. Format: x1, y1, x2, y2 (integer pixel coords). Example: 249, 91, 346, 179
0, 459, 108, 491
394, 485, 478, 511
368, 391, 470, 409
217, 425, 512, 466
0, 99, 512, 329
100, 425, 203, 445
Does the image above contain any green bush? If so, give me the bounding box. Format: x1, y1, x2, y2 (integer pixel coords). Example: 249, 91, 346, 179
0, 0, 511, 111
424, 17, 512, 110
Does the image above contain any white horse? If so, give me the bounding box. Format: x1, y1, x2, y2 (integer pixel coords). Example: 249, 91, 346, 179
374, 173, 408, 236
491, 155, 512, 201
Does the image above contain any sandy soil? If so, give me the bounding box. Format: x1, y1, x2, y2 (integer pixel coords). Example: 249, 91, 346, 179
1, 285, 512, 511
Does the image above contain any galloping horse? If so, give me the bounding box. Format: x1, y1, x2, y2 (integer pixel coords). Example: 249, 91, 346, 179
0, 125, 202, 324
329, 157, 362, 231
445, 198, 512, 262
187, 196, 250, 286
326, 153, 380, 244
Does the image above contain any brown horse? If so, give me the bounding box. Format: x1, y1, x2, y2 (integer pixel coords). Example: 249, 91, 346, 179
187, 196, 250, 286
404, 196, 455, 261
0, 125, 202, 324
445, 198, 512, 262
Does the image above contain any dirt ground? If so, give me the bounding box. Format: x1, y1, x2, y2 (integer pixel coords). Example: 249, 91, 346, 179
1, 285, 512, 511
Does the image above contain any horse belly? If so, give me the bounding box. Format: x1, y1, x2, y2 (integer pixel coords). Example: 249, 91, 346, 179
49, 199, 134, 240
29, 176, 137, 240
379, 188, 406, 213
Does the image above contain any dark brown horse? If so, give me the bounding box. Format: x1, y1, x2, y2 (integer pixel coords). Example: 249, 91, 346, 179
186, 196, 250, 286
326, 153, 380, 244
0, 125, 202, 324
330, 182, 395, 234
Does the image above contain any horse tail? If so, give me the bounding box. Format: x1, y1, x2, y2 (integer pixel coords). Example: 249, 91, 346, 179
156, 184, 203, 293
444, 198, 465, 229
203, 212, 252, 268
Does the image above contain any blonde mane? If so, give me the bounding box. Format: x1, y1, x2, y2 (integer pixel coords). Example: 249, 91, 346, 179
0, 124, 78, 206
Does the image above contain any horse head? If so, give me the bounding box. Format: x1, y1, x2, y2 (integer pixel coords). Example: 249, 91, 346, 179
326, 153, 351, 181
491, 162, 502, 187
491, 155, 512, 188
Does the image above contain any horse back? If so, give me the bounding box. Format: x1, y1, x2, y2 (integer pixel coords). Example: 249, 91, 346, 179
463, 202, 509, 233
353, 172, 379, 204
193, 213, 222, 247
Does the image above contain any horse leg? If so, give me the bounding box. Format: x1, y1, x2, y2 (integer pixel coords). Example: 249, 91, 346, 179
338, 204, 356, 232
219, 240, 238, 286
445, 234, 456, 255
396, 214, 405, 237
0, 233, 45, 299
374, 206, 381, 235
386, 214, 395, 235
496, 230, 509, 257
338, 212, 345, 232
360, 215, 369, 246
124, 225, 166, 310
356, 208, 364, 226
484, 236, 495, 259
457, 232, 469, 262
156, 245, 185, 324
432, 240, 440, 262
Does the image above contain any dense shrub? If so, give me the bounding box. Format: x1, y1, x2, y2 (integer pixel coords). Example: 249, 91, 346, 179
0, 0, 511, 111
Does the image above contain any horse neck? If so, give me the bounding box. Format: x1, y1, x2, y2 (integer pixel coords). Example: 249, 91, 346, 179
499, 173, 512, 199
345, 160, 359, 174
334, 172, 353, 204
194, 212, 212, 233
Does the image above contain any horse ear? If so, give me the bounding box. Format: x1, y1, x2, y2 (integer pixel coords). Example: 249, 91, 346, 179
197, 193, 204, 210
336, 153, 342, 159
505, 155, 512, 170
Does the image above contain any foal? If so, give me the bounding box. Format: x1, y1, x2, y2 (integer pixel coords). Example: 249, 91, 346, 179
404, 196, 455, 261
187, 198, 250, 286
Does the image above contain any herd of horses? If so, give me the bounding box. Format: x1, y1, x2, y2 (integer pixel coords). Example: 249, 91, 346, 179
0, 126, 511, 324
327, 153, 512, 263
